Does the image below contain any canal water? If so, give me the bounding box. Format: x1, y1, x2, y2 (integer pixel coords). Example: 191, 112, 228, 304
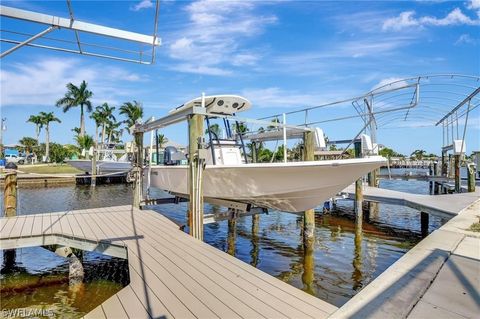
1, 168, 447, 314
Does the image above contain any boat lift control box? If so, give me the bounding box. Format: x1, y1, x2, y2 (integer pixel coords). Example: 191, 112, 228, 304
453, 140, 466, 155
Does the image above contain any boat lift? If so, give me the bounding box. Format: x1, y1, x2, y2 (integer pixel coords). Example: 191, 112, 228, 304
0, 2, 161, 63
133, 94, 314, 239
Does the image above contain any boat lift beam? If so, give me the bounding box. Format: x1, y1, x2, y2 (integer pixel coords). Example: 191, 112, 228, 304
0, 5, 160, 45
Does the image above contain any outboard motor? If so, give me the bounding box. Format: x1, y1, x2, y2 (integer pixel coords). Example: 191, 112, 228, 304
164, 146, 178, 165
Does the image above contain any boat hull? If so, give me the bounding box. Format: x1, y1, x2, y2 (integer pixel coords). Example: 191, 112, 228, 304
67, 160, 131, 174
149, 156, 386, 212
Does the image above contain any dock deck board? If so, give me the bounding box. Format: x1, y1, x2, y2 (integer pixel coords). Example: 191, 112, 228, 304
0, 206, 337, 319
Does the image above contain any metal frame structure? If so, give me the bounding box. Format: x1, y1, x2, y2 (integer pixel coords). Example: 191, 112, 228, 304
0, 2, 161, 64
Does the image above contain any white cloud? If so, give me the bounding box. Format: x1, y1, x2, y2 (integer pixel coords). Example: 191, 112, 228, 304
455, 33, 477, 45
372, 77, 410, 92
131, 0, 154, 12
467, 0, 480, 10
0, 58, 143, 106
166, 0, 276, 76
170, 64, 232, 76
382, 8, 480, 31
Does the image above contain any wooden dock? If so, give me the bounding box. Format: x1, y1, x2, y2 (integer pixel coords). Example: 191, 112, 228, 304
0, 206, 338, 319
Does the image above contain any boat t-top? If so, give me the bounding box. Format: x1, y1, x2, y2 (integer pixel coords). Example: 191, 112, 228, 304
148, 94, 386, 213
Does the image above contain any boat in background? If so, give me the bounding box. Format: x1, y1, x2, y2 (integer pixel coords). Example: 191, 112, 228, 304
67, 146, 131, 175
149, 94, 386, 213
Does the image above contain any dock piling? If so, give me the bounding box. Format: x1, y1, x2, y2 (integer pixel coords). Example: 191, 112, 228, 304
133, 131, 144, 209
467, 163, 476, 192
91, 148, 97, 187
3, 163, 17, 217
188, 111, 205, 240
227, 217, 237, 256
454, 154, 461, 193
354, 141, 363, 217
420, 212, 429, 238
303, 130, 315, 246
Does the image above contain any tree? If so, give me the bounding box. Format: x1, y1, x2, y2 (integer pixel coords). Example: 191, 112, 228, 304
97, 103, 116, 144
206, 123, 221, 138
26, 115, 43, 144
90, 109, 103, 147
411, 149, 426, 160
39, 112, 61, 162
157, 133, 168, 149
105, 120, 122, 144
257, 148, 273, 162
120, 101, 143, 134
56, 80, 93, 137
267, 118, 280, 131
75, 135, 94, 158
19, 137, 37, 155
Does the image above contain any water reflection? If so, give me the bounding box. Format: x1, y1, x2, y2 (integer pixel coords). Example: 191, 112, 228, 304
302, 242, 315, 295
1, 247, 129, 317
227, 219, 236, 256
250, 215, 260, 267
352, 214, 363, 292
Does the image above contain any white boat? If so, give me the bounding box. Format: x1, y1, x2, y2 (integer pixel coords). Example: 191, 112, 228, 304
67, 160, 131, 174
67, 148, 131, 174
150, 157, 385, 212
149, 94, 386, 212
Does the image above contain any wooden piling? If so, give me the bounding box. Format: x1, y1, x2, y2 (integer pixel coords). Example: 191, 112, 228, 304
303, 130, 315, 246
188, 113, 205, 240
352, 210, 363, 291
302, 242, 315, 295
354, 141, 363, 217
4, 169, 17, 217
251, 214, 260, 267
441, 151, 447, 176
227, 218, 236, 256
133, 131, 144, 209
91, 148, 97, 187
467, 163, 476, 192
454, 154, 461, 193
251, 141, 257, 163
420, 212, 429, 238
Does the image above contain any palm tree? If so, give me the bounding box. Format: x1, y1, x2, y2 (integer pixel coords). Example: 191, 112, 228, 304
206, 123, 221, 138
97, 103, 116, 144
71, 127, 81, 136
75, 135, 95, 158
19, 137, 37, 156
26, 115, 44, 144
157, 133, 168, 149
56, 80, 93, 137
105, 120, 122, 144
119, 101, 143, 134
90, 109, 103, 147
39, 112, 61, 162
267, 118, 280, 131
411, 149, 426, 160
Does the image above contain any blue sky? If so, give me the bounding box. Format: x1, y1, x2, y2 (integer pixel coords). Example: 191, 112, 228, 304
1, 0, 479, 155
